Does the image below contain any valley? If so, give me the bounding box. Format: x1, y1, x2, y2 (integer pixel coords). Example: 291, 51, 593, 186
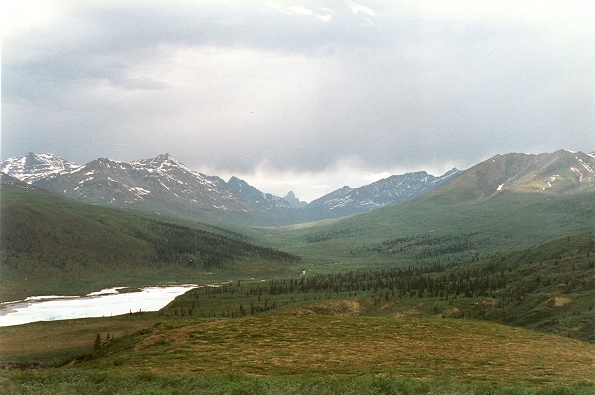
1, 150, 594, 394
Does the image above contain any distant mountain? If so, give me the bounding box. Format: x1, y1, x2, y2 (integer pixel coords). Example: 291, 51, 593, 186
0, 152, 81, 183
292, 150, 595, 278
302, 169, 461, 219
1, 153, 296, 225
422, 150, 595, 204
32, 154, 261, 219
10, 150, 588, 226
2, 152, 467, 225
309, 186, 354, 207
227, 176, 291, 208
283, 191, 307, 208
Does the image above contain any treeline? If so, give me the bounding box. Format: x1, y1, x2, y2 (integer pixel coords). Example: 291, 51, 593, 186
255, 262, 510, 301
0, 197, 300, 274
166, 236, 594, 343
305, 226, 366, 243
365, 233, 486, 259
123, 218, 300, 268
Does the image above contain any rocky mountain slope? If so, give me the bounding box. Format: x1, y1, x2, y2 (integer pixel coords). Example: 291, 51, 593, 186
0, 152, 81, 184
304, 169, 460, 219
227, 176, 291, 208
421, 149, 595, 204
2, 153, 464, 225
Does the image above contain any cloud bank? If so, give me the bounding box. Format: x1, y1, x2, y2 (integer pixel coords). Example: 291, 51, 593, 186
2, 0, 594, 201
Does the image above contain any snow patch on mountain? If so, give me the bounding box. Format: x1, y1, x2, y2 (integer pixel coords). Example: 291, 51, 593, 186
1, 152, 82, 183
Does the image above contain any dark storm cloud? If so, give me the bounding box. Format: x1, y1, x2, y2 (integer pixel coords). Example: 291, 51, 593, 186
2, 0, 594, 196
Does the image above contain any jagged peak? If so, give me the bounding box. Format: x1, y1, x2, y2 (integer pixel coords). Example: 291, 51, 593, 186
228, 175, 244, 183
283, 190, 308, 208
132, 153, 194, 173
91, 157, 125, 165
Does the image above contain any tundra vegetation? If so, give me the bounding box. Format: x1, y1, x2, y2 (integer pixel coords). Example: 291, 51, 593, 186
1, 175, 594, 394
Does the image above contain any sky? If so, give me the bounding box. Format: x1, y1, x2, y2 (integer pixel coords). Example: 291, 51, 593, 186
2, 0, 594, 202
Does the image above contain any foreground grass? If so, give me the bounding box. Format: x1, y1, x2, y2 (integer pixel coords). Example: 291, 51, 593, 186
58, 316, 595, 385
1, 298, 594, 394
2, 371, 594, 395
0, 315, 159, 366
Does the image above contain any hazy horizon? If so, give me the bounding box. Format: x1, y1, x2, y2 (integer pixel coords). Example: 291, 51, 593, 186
3, 1, 594, 201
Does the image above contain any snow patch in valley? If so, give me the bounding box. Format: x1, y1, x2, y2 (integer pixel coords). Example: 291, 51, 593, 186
0, 285, 199, 327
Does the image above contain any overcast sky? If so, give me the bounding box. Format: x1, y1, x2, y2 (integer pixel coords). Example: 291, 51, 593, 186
2, 1, 594, 202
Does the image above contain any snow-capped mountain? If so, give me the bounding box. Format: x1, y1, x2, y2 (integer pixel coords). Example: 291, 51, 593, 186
0, 152, 82, 183
1, 152, 463, 224
303, 169, 461, 218
3, 150, 593, 226
1, 152, 294, 224
33, 154, 254, 212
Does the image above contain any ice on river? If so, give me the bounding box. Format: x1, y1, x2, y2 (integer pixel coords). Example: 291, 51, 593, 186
0, 285, 197, 327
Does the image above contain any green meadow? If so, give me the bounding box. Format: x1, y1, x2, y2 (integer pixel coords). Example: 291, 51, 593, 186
1, 178, 594, 393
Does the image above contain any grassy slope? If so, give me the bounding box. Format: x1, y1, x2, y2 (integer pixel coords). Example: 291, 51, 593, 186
1, 205, 594, 392
1, 315, 593, 394
258, 190, 595, 269
0, 180, 300, 302
154, 234, 594, 342
68, 316, 595, 383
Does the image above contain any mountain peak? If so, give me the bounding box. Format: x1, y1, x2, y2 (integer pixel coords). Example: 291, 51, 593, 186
306, 169, 460, 215
283, 191, 307, 208
154, 153, 173, 161
0, 153, 81, 183
226, 177, 291, 208
132, 153, 193, 173
422, 150, 595, 203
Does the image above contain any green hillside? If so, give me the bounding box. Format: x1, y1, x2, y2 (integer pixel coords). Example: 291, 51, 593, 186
423, 150, 595, 201
260, 187, 595, 271
2, 314, 594, 394
2, 152, 595, 394
3, 233, 594, 392
157, 233, 594, 342
0, 175, 300, 302
52, 316, 595, 382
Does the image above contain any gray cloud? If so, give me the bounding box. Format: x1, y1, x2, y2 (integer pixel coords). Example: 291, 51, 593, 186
2, 1, 594, 199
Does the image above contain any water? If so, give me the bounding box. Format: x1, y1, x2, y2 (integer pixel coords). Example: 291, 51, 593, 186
0, 285, 198, 327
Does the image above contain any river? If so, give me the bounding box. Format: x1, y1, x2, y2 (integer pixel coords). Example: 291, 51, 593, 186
0, 284, 198, 327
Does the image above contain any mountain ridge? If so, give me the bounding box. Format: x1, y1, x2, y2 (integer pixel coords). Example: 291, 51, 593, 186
307, 168, 460, 215
2, 152, 465, 225
0, 152, 82, 184
420, 149, 595, 204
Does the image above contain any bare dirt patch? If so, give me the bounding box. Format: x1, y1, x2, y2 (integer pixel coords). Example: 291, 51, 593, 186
288, 300, 362, 316
547, 295, 572, 307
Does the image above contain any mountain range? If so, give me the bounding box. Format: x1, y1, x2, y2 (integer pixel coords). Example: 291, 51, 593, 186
3, 149, 595, 387
1, 152, 460, 225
